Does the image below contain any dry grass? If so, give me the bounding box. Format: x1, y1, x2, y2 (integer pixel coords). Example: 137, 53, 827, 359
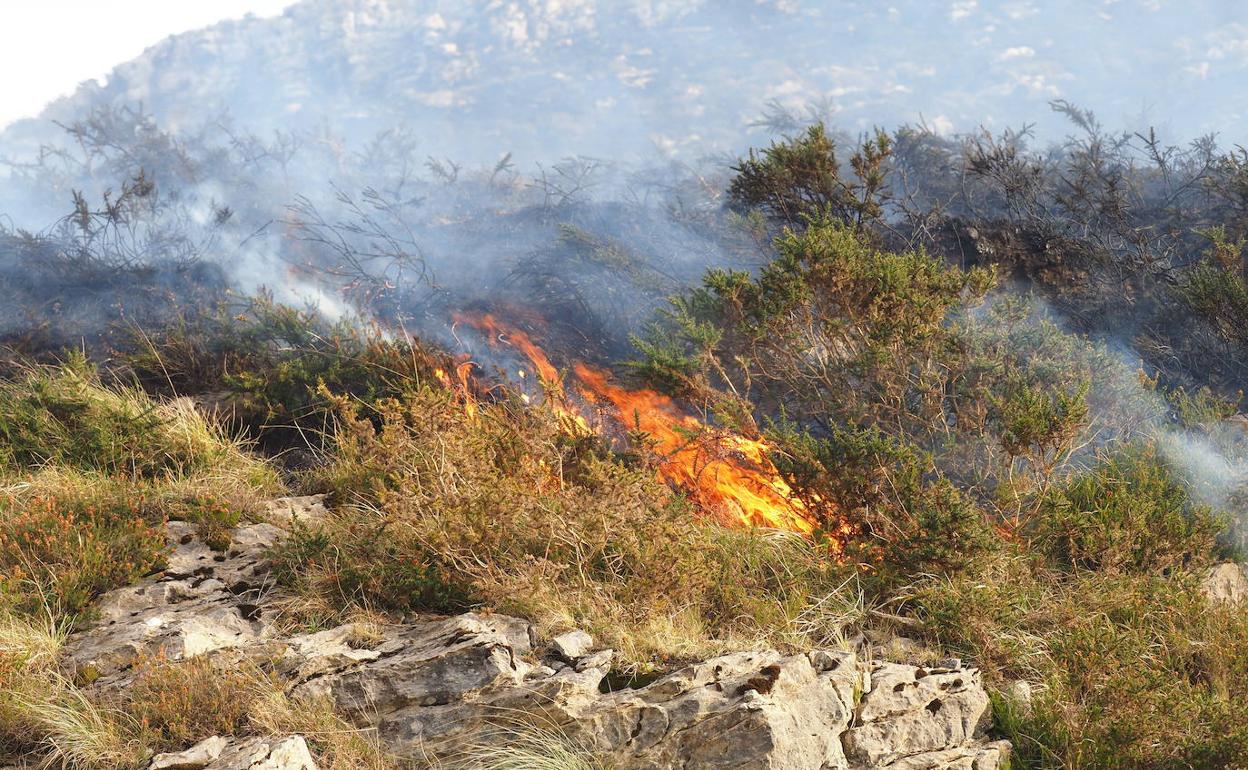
1, 612, 147, 769
249, 689, 404, 770
461, 725, 604, 770
272, 388, 863, 672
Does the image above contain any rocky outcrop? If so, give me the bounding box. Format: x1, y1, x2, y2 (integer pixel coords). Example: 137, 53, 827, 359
58, 500, 1009, 770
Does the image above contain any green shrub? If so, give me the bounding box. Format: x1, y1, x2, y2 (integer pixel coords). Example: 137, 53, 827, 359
918, 557, 1248, 770
122, 294, 453, 450
728, 124, 892, 228
1029, 442, 1223, 575
770, 422, 994, 584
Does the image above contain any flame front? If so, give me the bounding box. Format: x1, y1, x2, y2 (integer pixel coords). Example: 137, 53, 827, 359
452, 312, 817, 535
573, 363, 815, 534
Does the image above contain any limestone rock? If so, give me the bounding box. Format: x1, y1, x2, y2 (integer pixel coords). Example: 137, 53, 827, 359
60, 521, 284, 680
263, 496, 329, 527
149, 735, 229, 769
148, 736, 316, 770
551, 629, 594, 660
846, 661, 993, 768
61, 518, 1008, 770
1203, 563, 1248, 604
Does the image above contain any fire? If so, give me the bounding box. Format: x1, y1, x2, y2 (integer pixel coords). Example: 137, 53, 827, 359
450, 311, 817, 535
456, 312, 591, 434
573, 364, 815, 534
435, 362, 478, 419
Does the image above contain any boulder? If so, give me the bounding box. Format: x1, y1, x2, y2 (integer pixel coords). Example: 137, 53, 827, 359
60, 521, 285, 680
845, 661, 993, 768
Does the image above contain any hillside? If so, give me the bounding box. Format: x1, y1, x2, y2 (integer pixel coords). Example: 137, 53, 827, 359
4, 2, 1248, 769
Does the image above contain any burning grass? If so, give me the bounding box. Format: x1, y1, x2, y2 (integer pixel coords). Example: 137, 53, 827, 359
274, 385, 862, 669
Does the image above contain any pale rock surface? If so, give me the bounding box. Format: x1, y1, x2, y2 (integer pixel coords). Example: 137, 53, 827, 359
551, 628, 594, 660
50, 509, 1008, 770
846, 661, 992, 767
1203, 562, 1248, 603
150, 736, 316, 770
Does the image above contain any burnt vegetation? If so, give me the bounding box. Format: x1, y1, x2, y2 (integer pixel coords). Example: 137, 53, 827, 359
5, 100, 1248, 769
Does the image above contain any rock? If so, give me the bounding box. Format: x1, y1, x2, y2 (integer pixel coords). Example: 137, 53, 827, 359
574, 648, 614, 672
263, 496, 329, 527
1003, 679, 1034, 713
149, 735, 229, 769
551, 629, 593, 660
1203, 563, 1248, 603
147, 737, 317, 770
879, 741, 1011, 770
64, 518, 1008, 770
215, 737, 317, 770
845, 662, 992, 768
60, 522, 285, 681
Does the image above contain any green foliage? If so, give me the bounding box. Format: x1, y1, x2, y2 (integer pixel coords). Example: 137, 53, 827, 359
919, 558, 1248, 770
994, 376, 1089, 464
770, 421, 994, 583
728, 124, 892, 227
632, 222, 1145, 532
1180, 263, 1248, 346
1030, 443, 1223, 575
122, 294, 452, 449
0, 354, 241, 479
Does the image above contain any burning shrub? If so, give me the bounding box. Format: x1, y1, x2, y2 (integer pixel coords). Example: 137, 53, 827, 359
635, 221, 1162, 545
272, 385, 856, 668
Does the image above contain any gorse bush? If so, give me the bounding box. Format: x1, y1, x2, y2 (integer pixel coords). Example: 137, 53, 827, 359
729, 124, 892, 229
1030, 442, 1225, 575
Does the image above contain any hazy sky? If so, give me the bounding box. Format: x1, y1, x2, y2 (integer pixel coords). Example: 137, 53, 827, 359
0, 1, 296, 129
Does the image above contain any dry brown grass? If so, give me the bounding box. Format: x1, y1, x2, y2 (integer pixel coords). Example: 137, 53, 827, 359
272, 388, 863, 671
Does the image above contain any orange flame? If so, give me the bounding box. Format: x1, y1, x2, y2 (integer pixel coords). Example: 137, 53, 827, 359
455, 312, 817, 535
435, 362, 479, 419
457, 312, 591, 434
573, 364, 815, 534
